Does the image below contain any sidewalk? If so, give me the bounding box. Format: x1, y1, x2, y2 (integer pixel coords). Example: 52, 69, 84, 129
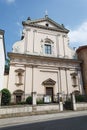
0, 110, 87, 128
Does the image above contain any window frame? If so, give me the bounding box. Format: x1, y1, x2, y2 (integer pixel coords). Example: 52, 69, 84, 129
70, 72, 78, 87
15, 69, 25, 86
45, 44, 52, 54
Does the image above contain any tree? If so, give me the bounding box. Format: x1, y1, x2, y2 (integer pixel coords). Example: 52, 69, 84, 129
1, 89, 11, 105
26, 96, 32, 104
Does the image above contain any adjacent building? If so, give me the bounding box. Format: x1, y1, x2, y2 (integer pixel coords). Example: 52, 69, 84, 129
7, 16, 84, 103
76, 46, 87, 94
0, 29, 6, 90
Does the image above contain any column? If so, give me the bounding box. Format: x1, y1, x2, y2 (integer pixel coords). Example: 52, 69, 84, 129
62, 35, 65, 57
65, 68, 69, 95
32, 92, 37, 105
58, 93, 63, 111
33, 30, 37, 53
77, 70, 84, 94
32, 65, 38, 105
0, 92, 2, 106
57, 71, 60, 93
71, 93, 76, 111
24, 29, 28, 53
56, 34, 60, 57
59, 68, 62, 93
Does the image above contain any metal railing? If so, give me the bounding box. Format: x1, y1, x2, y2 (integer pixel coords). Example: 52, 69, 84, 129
37, 94, 58, 104
75, 94, 87, 102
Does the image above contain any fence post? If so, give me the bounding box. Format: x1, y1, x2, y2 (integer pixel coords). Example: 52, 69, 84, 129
32, 92, 37, 105
71, 93, 76, 111
0, 92, 2, 106
58, 93, 63, 111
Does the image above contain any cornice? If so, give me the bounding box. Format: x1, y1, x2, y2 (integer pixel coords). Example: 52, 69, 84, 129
8, 52, 82, 64
22, 16, 69, 33
22, 23, 69, 33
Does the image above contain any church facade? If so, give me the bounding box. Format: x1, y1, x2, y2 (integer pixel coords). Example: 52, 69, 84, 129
7, 16, 84, 103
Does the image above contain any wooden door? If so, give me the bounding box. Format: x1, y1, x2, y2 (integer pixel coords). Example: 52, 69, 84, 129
16, 95, 21, 103
46, 87, 53, 102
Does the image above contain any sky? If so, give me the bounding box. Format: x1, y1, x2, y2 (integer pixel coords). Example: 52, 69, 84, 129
0, 0, 87, 56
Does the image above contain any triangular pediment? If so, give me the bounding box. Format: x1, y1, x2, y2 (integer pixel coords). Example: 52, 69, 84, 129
22, 16, 69, 33
42, 78, 56, 85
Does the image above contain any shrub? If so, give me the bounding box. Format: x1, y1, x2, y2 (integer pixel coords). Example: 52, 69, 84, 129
1, 89, 11, 106
17, 101, 26, 105
9, 102, 16, 105
37, 99, 44, 104
26, 96, 32, 104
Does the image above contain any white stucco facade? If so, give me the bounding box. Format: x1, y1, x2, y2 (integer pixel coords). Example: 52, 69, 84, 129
7, 16, 84, 103
0, 30, 5, 90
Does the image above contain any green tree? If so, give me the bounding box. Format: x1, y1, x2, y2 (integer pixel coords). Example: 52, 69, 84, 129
26, 96, 32, 104
1, 89, 11, 106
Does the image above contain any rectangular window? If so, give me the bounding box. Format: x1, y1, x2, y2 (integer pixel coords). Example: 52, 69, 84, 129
45, 44, 51, 54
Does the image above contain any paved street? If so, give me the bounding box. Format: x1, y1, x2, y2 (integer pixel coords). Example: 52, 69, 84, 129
0, 115, 87, 130
0, 110, 87, 129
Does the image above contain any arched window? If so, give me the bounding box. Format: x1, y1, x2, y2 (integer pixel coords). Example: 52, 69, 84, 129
44, 38, 54, 55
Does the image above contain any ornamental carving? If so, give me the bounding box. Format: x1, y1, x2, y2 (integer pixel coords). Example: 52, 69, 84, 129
42, 78, 56, 85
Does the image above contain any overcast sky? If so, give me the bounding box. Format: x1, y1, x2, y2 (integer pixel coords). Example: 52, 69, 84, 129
0, 0, 87, 54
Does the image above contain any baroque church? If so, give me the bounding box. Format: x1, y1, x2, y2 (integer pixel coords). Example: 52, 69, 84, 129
6, 15, 84, 103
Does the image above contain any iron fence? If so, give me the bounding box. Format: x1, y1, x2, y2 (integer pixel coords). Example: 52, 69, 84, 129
37, 94, 58, 104
3, 93, 87, 106
62, 94, 71, 103
1, 93, 59, 106
75, 94, 87, 102
2, 93, 73, 105
10, 94, 32, 105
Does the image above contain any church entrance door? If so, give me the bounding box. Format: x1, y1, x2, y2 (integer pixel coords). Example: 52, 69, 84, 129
16, 95, 22, 103
13, 90, 24, 104
46, 87, 53, 102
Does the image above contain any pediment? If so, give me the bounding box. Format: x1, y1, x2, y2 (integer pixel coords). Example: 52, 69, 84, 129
15, 68, 25, 73
70, 72, 77, 76
22, 17, 69, 33
36, 20, 58, 28
42, 78, 56, 85
13, 90, 24, 94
